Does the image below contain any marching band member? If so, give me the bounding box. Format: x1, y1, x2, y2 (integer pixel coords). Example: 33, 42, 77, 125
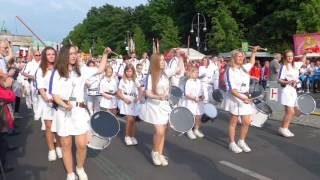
117, 64, 141, 146
140, 53, 171, 166
166, 49, 185, 89
209, 56, 220, 90
139, 52, 150, 75
22, 50, 41, 119
278, 50, 307, 137
224, 46, 258, 153
116, 55, 130, 80
35, 47, 62, 161
84, 60, 101, 115
199, 57, 214, 102
99, 65, 118, 115
183, 67, 205, 139
51, 45, 110, 180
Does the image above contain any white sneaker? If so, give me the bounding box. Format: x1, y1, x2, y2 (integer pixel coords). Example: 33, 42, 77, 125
76, 167, 88, 180
193, 129, 205, 138
187, 130, 197, 140
48, 150, 57, 161
229, 142, 243, 153
237, 140, 252, 152
159, 154, 168, 166
131, 137, 138, 145
151, 151, 161, 166
66, 172, 76, 180
278, 128, 294, 137
124, 136, 133, 146
56, 147, 63, 159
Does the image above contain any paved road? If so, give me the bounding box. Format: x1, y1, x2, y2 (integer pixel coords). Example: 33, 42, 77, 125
5, 103, 320, 180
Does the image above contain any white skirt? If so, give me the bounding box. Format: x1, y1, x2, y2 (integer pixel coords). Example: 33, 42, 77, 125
223, 93, 254, 115
180, 98, 203, 116
118, 95, 136, 116
140, 99, 171, 125
100, 96, 117, 109
56, 107, 90, 137
37, 97, 57, 132
280, 86, 297, 107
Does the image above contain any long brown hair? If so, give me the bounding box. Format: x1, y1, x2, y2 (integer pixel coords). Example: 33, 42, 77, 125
282, 49, 295, 69
39, 46, 56, 77
54, 44, 81, 78
123, 63, 136, 82
150, 53, 162, 95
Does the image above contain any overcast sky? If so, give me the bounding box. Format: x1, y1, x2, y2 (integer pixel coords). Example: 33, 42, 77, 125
0, 0, 148, 42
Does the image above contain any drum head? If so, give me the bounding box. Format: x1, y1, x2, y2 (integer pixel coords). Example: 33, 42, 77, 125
252, 99, 272, 114
169, 107, 194, 133
212, 89, 224, 103
204, 103, 217, 118
170, 86, 183, 106
87, 135, 111, 150
296, 94, 316, 114
90, 111, 120, 138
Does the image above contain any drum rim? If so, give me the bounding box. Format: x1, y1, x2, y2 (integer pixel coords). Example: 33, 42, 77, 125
90, 111, 121, 139
169, 107, 195, 133
87, 135, 111, 150
296, 94, 316, 114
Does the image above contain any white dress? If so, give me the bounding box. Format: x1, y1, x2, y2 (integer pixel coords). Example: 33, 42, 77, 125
118, 79, 139, 116
35, 68, 57, 132
99, 77, 118, 109
166, 57, 185, 90
51, 67, 93, 137
140, 74, 171, 125
278, 62, 303, 107
181, 79, 204, 115
223, 63, 254, 115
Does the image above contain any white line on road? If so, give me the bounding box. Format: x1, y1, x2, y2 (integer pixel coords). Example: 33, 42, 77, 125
219, 160, 273, 180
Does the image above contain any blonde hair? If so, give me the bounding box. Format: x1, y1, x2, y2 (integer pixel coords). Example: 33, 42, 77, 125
187, 66, 198, 79
104, 64, 113, 77
230, 49, 245, 69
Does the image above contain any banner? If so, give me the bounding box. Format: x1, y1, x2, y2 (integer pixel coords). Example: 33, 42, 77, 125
293, 32, 320, 55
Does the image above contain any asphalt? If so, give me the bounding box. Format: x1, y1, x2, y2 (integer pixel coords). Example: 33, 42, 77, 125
4, 101, 320, 180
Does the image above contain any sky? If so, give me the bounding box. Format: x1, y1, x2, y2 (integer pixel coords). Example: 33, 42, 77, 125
0, 0, 148, 43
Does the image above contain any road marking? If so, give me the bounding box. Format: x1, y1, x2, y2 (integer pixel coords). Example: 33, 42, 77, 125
219, 160, 273, 180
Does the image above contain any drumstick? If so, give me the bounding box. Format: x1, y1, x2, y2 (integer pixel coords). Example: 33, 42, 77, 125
249, 46, 268, 51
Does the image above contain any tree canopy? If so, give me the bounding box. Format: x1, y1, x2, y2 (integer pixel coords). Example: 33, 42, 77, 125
63, 0, 320, 56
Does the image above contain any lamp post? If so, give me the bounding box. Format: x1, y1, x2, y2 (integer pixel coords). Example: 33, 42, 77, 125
124, 31, 131, 55
190, 12, 207, 51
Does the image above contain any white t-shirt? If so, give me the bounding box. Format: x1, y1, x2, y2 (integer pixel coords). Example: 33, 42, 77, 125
36, 68, 53, 99
199, 65, 213, 84
24, 60, 40, 77
0, 55, 8, 74
225, 63, 253, 93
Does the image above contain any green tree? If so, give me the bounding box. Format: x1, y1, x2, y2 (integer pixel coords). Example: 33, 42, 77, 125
160, 17, 180, 52
132, 25, 148, 57
94, 37, 104, 56
297, 0, 320, 33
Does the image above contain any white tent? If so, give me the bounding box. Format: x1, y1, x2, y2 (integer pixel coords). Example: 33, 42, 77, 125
178, 48, 206, 61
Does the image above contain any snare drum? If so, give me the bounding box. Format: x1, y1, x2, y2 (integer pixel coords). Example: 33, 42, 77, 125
249, 84, 264, 99
169, 107, 194, 134
212, 89, 225, 103
250, 99, 272, 128
87, 111, 120, 150
296, 94, 316, 114
201, 103, 218, 123
169, 86, 183, 107
87, 88, 101, 96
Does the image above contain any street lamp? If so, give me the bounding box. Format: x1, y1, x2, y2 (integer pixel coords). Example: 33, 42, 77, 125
190, 12, 207, 51
124, 31, 131, 54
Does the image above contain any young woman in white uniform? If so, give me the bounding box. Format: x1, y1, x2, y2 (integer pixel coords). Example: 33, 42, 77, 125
35, 47, 62, 161
278, 50, 306, 137
51, 45, 110, 180
224, 47, 258, 153
183, 67, 205, 139
198, 57, 214, 102
99, 65, 118, 115
117, 64, 141, 146
84, 61, 101, 115
140, 53, 174, 166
